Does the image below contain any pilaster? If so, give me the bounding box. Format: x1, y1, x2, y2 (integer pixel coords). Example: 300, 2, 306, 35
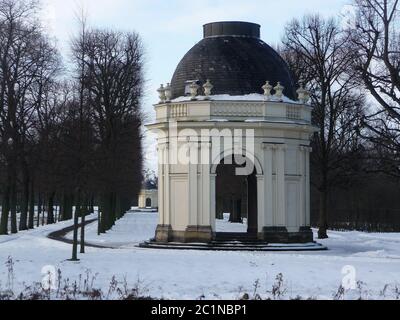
210, 173, 217, 232
262, 144, 274, 227
164, 143, 171, 225
276, 144, 286, 226
157, 144, 165, 225
305, 146, 312, 226
299, 146, 306, 227
188, 142, 199, 226
200, 142, 211, 226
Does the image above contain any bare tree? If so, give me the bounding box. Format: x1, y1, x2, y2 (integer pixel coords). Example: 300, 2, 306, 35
143, 169, 158, 190
67, 7, 91, 260
349, 0, 400, 175
0, 0, 143, 249
0, 0, 60, 234
78, 28, 145, 233
281, 15, 366, 238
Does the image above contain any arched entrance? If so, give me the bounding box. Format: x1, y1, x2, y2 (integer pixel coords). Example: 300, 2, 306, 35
215, 158, 258, 237
146, 198, 152, 208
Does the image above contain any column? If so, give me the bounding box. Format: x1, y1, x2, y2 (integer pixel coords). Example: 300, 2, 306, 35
210, 174, 217, 232
256, 174, 265, 233
156, 143, 172, 243
157, 145, 164, 225
164, 143, 170, 226
263, 144, 274, 227
201, 142, 211, 226
299, 146, 306, 227
276, 144, 286, 226
305, 146, 311, 226
189, 142, 198, 226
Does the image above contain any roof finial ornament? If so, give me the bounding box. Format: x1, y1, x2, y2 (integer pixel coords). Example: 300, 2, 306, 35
157, 84, 166, 103
190, 81, 199, 100
274, 82, 285, 101
165, 83, 172, 102
203, 79, 213, 99
296, 84, 307, 103
304, 89, 311, 104
262, 81, 273, 100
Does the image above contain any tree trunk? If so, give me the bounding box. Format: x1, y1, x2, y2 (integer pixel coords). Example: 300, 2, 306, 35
115, 195, 122, 220
98, 208, 102, 235
37, 193, 42, 228
28, 179, 35, 229
110, 192, 116, 228
70, 195, 81, 261
47, 192, 55, 224
10, 176, 17, 234
60, 192, 73, 221
99, 196, 105, 233
89, 196, 94, 214
229, 196, 242, 223
41, 199, 45, 226
19, 171, 29, 231
216, 197, 223, 220
0, 185, 10, 235
100, 193, 111, 233
318, 188, 329, 239
80, 202, 86, 254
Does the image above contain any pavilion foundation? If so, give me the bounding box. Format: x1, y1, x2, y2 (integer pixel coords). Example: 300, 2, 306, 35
155, 224, 214, 243
260, 227, 314, 243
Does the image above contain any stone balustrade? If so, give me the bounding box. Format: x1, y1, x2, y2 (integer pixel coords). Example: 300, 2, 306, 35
155, 99, 312, 124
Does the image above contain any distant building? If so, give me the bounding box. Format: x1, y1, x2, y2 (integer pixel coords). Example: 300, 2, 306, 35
138, 189, 158, 209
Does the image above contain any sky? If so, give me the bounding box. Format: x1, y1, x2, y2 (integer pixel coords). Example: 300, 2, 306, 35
41, 0, 350, 171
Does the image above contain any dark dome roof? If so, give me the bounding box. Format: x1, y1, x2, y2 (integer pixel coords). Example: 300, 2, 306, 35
170, 21, 296, 100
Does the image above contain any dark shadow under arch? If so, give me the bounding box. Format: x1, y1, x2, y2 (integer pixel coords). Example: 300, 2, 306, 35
215, 158, 258, 235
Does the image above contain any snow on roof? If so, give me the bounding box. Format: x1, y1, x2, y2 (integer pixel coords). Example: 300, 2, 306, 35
171, 93, 300, 104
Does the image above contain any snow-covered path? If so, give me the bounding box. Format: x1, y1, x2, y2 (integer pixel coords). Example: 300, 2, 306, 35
1, 211, 400, 300
63, 212, 156, 248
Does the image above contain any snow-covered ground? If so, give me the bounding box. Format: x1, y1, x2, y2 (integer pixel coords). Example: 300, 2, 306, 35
65, 212, 248, 246
216, 213, 248, 233
64, 212, 156, 247
1, 211, 400, 300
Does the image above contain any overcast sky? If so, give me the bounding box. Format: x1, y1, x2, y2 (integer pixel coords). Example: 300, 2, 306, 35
42, 0, 350, 171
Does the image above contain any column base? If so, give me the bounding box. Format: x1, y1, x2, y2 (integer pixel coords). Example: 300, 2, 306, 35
155, 225, 214, 243
260, 226, 314, 243
184, 226, 214, 243
155, 224, 173, 242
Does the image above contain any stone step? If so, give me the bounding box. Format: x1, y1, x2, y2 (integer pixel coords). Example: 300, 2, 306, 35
211, 241, 270, 246
139, 241, 327, 252
215, 232, 259, 241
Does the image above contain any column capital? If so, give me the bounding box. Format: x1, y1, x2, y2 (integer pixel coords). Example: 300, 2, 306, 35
200, 141, 212, 149
276, 144, 287, 151
299, 145, 312, 152
157, 142, 169, 152
189, 141, 200, 149
262, 143, 286, 151
261, 143, 273, 150
262, 143, 277, 151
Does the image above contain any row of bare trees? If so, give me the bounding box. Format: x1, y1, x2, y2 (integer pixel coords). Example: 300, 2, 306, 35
280, 0, 400, 237
0, 0, 61, 234
0, 0, 144, 258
